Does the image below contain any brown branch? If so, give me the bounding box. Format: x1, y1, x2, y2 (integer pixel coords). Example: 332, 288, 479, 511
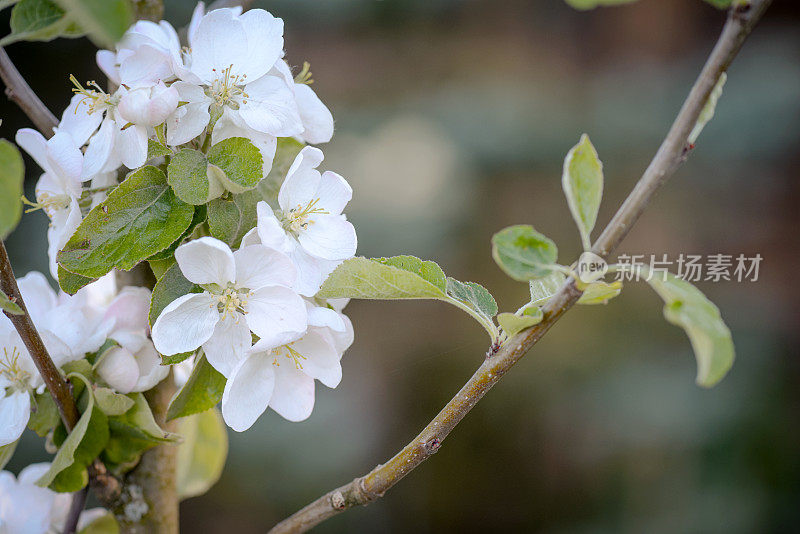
268, 1, 772, 532
62, 486, 88, 534
0, 48, 58, 138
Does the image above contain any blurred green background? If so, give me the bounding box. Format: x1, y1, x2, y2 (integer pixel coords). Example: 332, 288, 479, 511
2, 0, 799, 532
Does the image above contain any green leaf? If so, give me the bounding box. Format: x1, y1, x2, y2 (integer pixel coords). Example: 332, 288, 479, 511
0, 139, 24, 239
578, 280, 622, 305
78, 512, 119, 534
59, 166, 194, 278
702, 0, 732, 8
564, 0, 639, 10
563, 134, 603, 250
148, 204, 207, 262
147, 139, 172, 160
166, 354, 226, 421
207, 188, 260, 248
28, 392, 59, 436
0, 289, 23, 315
176, 408, 228, 500
317, 256, 447, 300
149, 262, 201, 328
206, 137, 263, 194
258, 137, 304, 205
0, 440, 17, 470
57, 265, 95, 296
148, 257, 175, 281
497, 310, 543, 337
93, 387, 135, 416
446, 277, 497, 319
103, 393, 178, 469
492, 225, 559, 282
529, 271, 567, 306
120, 393, 179, 442
37, 375, 109, 492
689, 72, 727, 144
1, 0, 77, 46
645, 272, 734, 387
167, 149, 223, 205
51, 0, 131, 48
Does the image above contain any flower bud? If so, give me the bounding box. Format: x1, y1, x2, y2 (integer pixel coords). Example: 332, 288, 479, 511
118, 82, 179, 128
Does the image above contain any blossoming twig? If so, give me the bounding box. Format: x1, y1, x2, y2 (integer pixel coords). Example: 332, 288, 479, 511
268, 1, 772, 532
0, 48, 58, 137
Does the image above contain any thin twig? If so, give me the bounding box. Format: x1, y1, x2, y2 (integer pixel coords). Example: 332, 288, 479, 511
62, 487, 88, 534
268, 1, 772, 532
0, 48, 58, 138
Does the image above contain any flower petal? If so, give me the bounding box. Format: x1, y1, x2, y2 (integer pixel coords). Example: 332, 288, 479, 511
306, 303, 346, 332
132, 342, 169, 392
240, 9, 284, 80
58, 94, 104, 146
255, 202, 290, 253
278, 146, 323, 210
15, 128, 49, 170
0, 391, 30, 447
17, 271, 57, 325
166, 101, 210, 146
316, 171, 352, 215
294, 83, 334, 145
221, 351, 275, 431
175, 237, 236, 285
239, 75, 302, 137
190, 9, 247, 82
298, 214, 357, 260
151, 292, 218, 355
202, 313, 251, 377
46, 131, 83, 183
290, 329, 341, 388
245, 286, 307, 347
115, 124, 148, 169
95, 347, 140, 394
269, 364, 315, 422
83, 119, 117, 178
234, 245, 296, 290
104, 287, 151, 332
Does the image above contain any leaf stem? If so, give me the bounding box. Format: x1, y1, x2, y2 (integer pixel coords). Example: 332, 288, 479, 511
443, 296, 499, 343
268, 2, 772, 532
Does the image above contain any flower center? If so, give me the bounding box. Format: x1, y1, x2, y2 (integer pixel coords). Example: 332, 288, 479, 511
213, 283, 251, 320
22, 192, 71, 218
283, 198, 328, 234
0, 346, 30, 393
207, 65, 249, 110
70, 75, 119, 115
271, 343, 307, 369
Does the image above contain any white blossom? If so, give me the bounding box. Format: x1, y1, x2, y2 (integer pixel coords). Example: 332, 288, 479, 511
151, 237, 308, 375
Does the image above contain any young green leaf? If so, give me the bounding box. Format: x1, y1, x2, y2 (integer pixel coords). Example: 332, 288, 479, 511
689, 72, 727, 144
317, 256, 448, 300
59, 166, 194, 278
167, 149, 224, 205
258, 137, 304, 205
148, 204, 207, 262
206, 137, 263, 194
497, 310, 543, 337
93, 387, 135, 416
147, 138, 172, 160
563, 134, 603, 250
0, 440, 17, 471
166, 354, 226, 421
51, 0, 131, 48
207, 188, 261, 248
492, 225, 559, 281
77, 512, 119, 534
149, 262, 201, 328
0, 290, 23, 315
578, 280, 622, 305
446, 277, 497, 319
148, 257, 175, 281
176, 408, 228, 500
103, 393, 179, 469
28, 392, 59, 436
645, 272, 734, 387
702, 0, 732, 8
564, 0, 639, 9
378, 255, 448, 292
57, 265, 95, 296
37, 375, 109, 492
529, 271, 567, 306
122, 393, 179, 442
0, 139, 24, 239
0, 0, 79, 46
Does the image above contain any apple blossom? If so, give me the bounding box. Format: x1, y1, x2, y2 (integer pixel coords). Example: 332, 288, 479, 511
151, 237, 308, 375
256, 146, 357, 296
117, 81, 180, 129
271, 60, 335, 145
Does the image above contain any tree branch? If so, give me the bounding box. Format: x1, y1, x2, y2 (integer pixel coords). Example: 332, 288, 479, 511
62, 486, 88, 534
268, 2, 772, 532
0, 48, 58, 138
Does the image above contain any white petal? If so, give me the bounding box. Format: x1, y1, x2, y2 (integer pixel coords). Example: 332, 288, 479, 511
58, 94, 103, 146
278, 146, 323, 210
151, 292, 219, 355
119, 44, 173, 88
240, 227, 260, 248
132, 342, 169, 392
255, 202, 290, 253
187, 1, 207, 47
166, 101, 210, 146
295, 83, 334, 145
306, 304, 346, 332
240, 9, 284, 80
96, 50, 120, 85
115, 124, 148, 169
330, 314, 354, 355
17, 271, 57, 325
83, 118, 117, 178
234, 245, 296, 290
316, 171, 352, 215
175, 237, 236, 285
46, 131, 82, 183
17, 462, 51, 485
298, 214, 357, 260
96, 347, 139, 394
47, 198, 82, 280
269, 364, 315, 422
245, 286, 307, 347
15, 128, 49, 170
202, 313, 251, 377
238, 75, 302, 137
0, 391, 30, 447
288, 247, 325, 297
104, 286, 151, 332
221, 351, 275, 431
190, 9, 247, 82
290, 329, 341, 388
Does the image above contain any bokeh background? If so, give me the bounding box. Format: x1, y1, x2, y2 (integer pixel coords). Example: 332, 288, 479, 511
2, 0, 799, 532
